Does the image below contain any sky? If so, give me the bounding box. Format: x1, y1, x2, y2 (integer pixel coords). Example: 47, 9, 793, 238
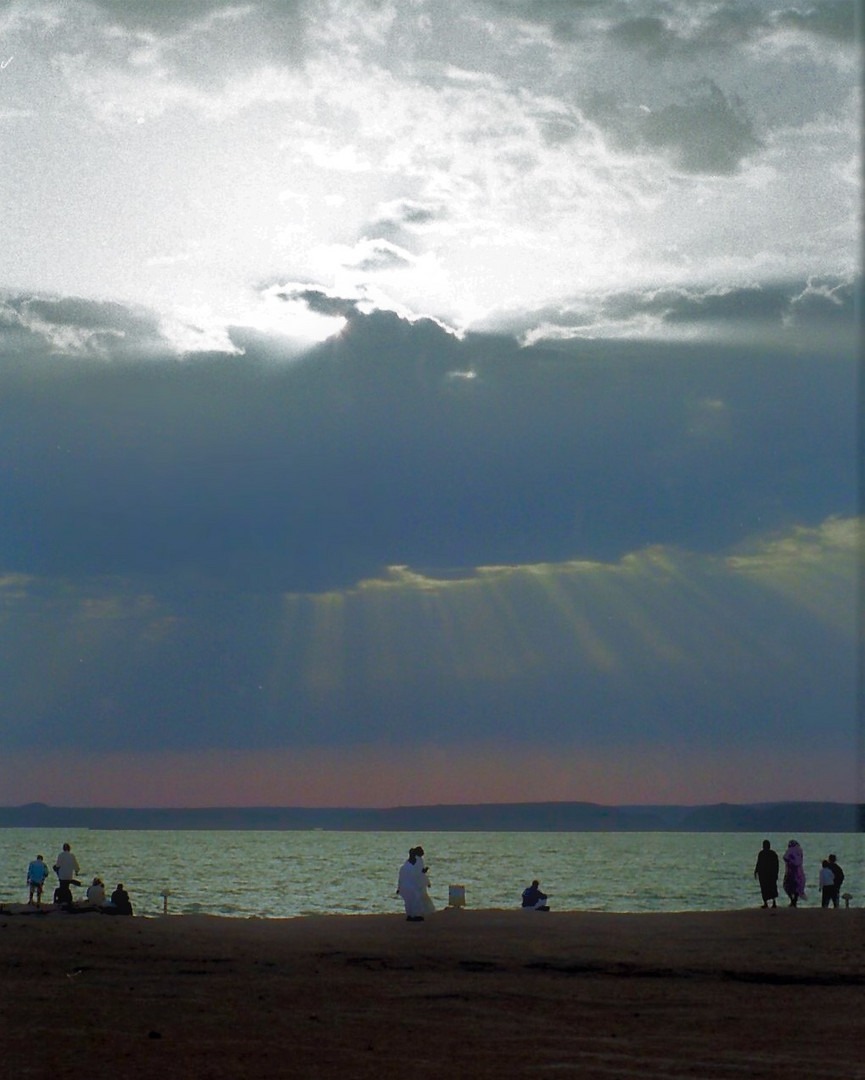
0, 0, 861, 808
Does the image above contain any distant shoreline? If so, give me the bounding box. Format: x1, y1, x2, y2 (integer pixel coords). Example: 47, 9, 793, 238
1, 800, 862, 832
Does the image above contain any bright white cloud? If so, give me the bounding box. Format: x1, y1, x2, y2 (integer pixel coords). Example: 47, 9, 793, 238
0, 0, 858, 343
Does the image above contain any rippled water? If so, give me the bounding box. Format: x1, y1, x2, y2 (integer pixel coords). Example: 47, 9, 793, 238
1, 829, 860, 918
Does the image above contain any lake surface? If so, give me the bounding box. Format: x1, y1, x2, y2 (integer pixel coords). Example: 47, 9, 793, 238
1, 829, 860, 918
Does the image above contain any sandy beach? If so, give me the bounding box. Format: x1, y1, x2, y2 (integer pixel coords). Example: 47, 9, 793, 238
1, 906, 863, 1078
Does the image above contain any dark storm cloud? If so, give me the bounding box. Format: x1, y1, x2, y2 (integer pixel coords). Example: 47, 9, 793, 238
777, 2, 858, 41
374, 200, 443, 230
487, 0, 853, 50
87, 0, 255, 31
585, 80, 762, 175
366, 200, 445, 247
0, 295, 165, 360
83, 0, 310, 90
350, 242, 415, 273
651, 286, 790, 325
509, 276, 861, 335
274, 288, 363, 319
788, 278, 860, 327
641, 82, 761, 174
0, 294, 856, 596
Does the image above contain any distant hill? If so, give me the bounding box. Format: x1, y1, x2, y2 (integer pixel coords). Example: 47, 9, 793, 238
0, 801, 861, 832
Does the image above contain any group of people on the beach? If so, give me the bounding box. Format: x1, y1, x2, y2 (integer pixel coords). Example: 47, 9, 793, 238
398, 839, 850, 920
19, 839, 849, 918
754, 839, 845, 909
26, 843, 133, 915
396, 845, 552, 919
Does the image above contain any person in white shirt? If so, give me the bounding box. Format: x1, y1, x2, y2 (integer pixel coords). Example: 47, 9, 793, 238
54, 843, 80, 887
818, 861, 835, 908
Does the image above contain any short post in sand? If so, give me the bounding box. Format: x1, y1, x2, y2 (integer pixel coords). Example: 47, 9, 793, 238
160, 888, 170, 916
448, 884, 466, 908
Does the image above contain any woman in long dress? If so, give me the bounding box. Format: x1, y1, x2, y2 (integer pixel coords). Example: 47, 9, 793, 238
782, 839, 806, 906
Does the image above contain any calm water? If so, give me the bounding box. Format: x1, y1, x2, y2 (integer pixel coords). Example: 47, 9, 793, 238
1, 829, 861, 918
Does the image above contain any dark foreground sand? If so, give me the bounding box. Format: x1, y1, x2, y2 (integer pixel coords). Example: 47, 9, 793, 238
1, 906, 863, 1079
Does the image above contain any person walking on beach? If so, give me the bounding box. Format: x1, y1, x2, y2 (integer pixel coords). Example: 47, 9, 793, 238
827, 854, 844, 908
753, 840, 779, 909
782, 839, 806, 906
54, 843, 80, 889
26, 854, 50, 906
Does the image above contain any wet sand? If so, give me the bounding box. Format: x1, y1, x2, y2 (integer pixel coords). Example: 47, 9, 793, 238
1, 906, 863, 1078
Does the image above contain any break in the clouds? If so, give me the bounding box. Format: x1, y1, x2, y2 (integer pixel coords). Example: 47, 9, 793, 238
1, 286, 858, 589
0, 0, 860, 807
1, 0, 859, 346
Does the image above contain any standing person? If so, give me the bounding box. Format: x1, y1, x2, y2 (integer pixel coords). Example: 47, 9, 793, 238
26, 855, 50, 906
414, 845, 435, 916
827, 854, 844, 908
782, 839, 806, 906
397, 846, 432, 921
54, 842, 80, 889
818, 861, 835, 908
753, 840, 779, 909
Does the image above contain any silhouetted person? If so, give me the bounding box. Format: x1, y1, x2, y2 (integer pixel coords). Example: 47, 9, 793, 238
753, 840, 779, 909
521, 879, 550, 910
27, 854, 50, 906
53, 882, 73, 907
782, 839, 806, 906
819, 861, 835, 908
827, 854, 844, 909
108, 884, 133, 916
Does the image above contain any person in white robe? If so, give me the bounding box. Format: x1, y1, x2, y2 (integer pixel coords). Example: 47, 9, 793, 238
397, 846, 434, 920
414, 845, 436, 915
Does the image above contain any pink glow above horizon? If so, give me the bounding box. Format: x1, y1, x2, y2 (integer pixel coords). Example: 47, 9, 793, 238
0, 743, 858, 808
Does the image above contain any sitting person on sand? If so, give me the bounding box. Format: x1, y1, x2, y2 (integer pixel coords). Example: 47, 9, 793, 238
53, 882, 73, 907
107, 884, 134, 916
86, 877, 107, 906
521, 880, 550, 910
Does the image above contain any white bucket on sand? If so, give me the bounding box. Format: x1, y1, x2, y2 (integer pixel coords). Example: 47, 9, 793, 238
448, 884, 466, 908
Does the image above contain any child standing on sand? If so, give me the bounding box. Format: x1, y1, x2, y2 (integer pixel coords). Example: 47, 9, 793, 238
818, 861, 835, 908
